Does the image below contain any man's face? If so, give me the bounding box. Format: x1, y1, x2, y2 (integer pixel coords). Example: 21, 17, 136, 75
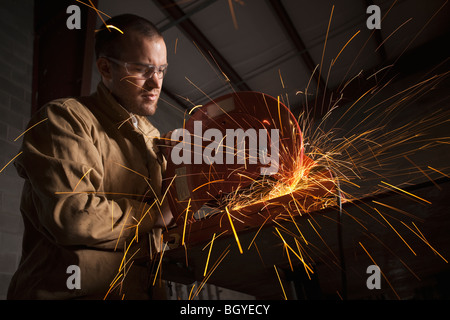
101, 33, 167, 116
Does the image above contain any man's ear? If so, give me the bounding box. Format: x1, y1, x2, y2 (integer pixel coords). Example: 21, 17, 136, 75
96, 57, 112, 80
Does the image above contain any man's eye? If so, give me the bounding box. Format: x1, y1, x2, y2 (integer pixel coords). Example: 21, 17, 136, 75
129, 65, 148, 74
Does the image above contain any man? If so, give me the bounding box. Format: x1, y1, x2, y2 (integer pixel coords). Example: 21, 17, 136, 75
8, 14, 173, 300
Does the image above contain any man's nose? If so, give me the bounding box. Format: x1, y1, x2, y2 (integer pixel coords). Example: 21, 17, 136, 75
145, 73, 162, 89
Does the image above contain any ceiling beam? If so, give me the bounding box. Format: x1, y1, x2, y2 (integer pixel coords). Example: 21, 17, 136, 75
154, 0, 252, 92
159, 0, 219, 32
267, 0, 328, 94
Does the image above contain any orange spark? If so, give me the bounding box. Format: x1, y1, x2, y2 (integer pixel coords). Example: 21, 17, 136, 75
295, 238, 311, 280
203, 233, 216, 276
111, 200, 114, 231
359, 241, 400, 299
373, 207, 416, 256
103, 273, 122, 300
86, 0, 109, 31
14, 118, 48, 141
278, 69, 285, 89
226, 206, 243, 254
375, 18, 412, 52
274, 265, 287, 300
75, 0, 110, 19
114, 207, 133, 251
0, 151, 22, 174
332, 30, 360, 66
308, 218, 338, 261
119, 235, 137, 271
188, 104, 203, 115
380, 181, 432, 204
404, 155, 442, 190
227, 0, 239, 30
274, 227, 314, 274
152, 242, 168, 286
72, 168, 93, 192
105, 24, 124, 34
192, 179, 225, 193
247, 216, 270, 250
402, 221, 448, 263
372, 200, 421, 221
192, 246, 230, 299
188, 283, 196, 300
427, 166, 450, 178
181, 198, 191, 246
316, 4, 334, 109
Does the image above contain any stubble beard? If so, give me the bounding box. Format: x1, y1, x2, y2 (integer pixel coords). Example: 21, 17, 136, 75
119, 93, 159, 117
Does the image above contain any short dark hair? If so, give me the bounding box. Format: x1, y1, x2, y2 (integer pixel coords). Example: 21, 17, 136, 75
94, 14, 163, 59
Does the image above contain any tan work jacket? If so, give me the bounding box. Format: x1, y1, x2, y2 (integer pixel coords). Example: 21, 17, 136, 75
8, 82, 166, 299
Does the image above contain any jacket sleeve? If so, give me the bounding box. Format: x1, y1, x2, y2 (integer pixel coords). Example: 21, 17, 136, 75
15, 100, 157, 249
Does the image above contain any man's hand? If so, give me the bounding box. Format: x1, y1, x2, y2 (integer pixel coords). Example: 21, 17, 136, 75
155, 131, 176, 160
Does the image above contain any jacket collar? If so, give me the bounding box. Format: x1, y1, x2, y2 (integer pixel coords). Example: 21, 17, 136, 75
93, 81, 133, 125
